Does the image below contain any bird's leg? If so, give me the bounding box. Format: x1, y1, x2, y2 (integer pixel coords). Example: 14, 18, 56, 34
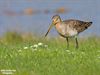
75, 36, 79, 49
66, 37, 69, 48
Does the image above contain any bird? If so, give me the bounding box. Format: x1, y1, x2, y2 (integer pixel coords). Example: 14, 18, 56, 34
45, 15, 92, 48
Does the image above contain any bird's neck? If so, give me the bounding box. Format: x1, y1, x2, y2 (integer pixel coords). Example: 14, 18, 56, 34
55, 22, 62, 29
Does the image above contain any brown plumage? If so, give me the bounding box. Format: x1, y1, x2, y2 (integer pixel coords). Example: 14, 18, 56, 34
63, 19, 92, 33
45, 15, 92, 48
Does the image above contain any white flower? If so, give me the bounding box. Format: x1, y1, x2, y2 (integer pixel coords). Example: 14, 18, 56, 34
30, 45, 34, 48
38, 42, 43, 46
66, 50, 70, 52
33, 44, 38, 48
24, 47, 28, 49
44, 45, 48, 48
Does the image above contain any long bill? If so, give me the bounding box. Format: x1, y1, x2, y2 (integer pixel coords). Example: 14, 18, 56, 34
45, 23, 54, 37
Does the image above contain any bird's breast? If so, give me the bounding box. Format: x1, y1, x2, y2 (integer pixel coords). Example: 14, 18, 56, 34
55, 23, 78, 37
55, 23, 66, 36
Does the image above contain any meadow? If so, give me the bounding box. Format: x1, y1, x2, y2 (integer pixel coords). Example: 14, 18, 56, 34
0, 32, 100, 75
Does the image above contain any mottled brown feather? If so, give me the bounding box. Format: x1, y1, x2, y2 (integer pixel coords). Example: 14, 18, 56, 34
63, 19, 92, 33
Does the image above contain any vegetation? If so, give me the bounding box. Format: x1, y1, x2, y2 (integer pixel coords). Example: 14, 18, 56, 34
0, 32, 100, 75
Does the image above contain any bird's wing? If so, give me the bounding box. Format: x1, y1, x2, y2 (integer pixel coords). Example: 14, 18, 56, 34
63, 19, 92, 33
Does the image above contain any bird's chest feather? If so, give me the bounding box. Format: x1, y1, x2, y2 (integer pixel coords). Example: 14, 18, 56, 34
55, 23, 78, 37
55, 23, 66, 36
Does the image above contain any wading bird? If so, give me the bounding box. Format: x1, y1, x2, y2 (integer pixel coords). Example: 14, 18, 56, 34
45, 15, 92, 48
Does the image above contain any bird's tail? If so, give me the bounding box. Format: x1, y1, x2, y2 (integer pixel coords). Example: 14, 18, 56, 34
85, 22, 92, 28
78, 21, 92, 33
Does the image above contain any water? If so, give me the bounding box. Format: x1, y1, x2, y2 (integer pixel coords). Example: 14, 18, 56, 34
0, 0, 100, 37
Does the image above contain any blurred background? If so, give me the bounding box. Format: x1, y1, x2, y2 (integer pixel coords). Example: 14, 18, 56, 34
0, 0, 99, 37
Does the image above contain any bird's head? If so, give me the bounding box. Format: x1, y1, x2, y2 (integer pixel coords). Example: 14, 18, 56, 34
45, 15, 62, 37
52, 15, 62, 25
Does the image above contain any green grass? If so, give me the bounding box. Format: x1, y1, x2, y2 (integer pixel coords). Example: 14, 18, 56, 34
0, 37, 100, 75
